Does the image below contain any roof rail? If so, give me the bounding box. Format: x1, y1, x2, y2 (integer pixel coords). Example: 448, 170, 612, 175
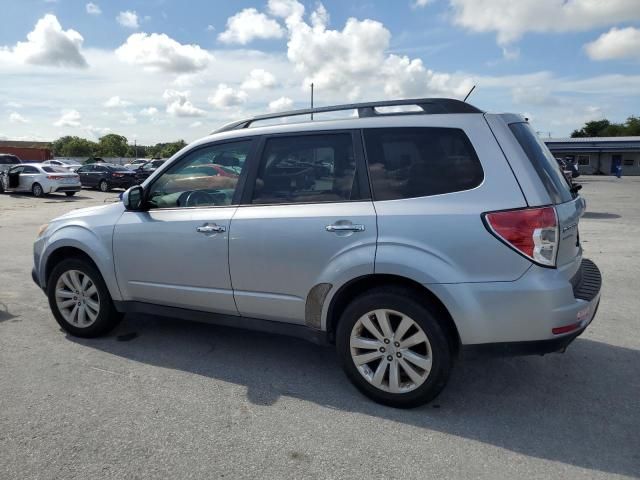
212, 97, 482, 134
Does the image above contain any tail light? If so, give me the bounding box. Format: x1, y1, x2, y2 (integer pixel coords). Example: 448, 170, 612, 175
112, 173, 125, 178
483, 206, 558, 267
47, 175, 64, 180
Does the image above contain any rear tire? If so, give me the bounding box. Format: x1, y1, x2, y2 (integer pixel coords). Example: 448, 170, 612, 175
336, 286, 452, 408
47, 258, 122, 338
32, 183, 44, 197
98, 180, 109, 192
65, 191, 76, 197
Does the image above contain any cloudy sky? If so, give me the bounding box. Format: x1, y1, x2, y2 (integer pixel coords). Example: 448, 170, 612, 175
1, 0, 639, 144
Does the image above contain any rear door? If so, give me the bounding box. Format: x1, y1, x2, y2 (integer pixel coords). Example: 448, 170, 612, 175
507, 122, 584, 272
228, 131, 376, 325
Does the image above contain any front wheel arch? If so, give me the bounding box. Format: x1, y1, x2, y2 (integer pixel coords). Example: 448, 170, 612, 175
45, 246, 101, 288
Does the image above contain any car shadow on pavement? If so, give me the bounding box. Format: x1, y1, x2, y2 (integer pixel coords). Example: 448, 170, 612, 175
68, 314, 640, 478
7, 192, 93, 201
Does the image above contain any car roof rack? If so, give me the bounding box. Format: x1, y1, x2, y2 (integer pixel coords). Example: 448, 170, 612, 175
212, 97, 482, 133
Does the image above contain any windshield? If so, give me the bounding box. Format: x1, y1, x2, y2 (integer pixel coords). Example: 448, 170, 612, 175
58, 159, 79, 165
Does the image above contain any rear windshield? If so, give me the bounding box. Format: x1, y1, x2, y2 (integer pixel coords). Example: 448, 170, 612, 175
0, 156, 20, 165
509, 122, 573, 204
110, 166, 131, 172
42, 166, 69, 173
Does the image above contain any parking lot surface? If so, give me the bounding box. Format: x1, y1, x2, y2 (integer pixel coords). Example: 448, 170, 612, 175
1, 179, 639, 480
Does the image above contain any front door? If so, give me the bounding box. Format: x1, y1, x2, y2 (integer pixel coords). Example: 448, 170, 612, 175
229, 131, 377, 325
7, 166, 23, 189
113, 139, 254, 314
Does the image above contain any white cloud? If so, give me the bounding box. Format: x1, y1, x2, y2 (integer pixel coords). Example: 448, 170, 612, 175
268, 96, 294, 112
163, 89, 206, 117
412, 0, 433, 7
208, 84, 248, 109
83, 125, 111, 137
103, 96, 132, 108
117, 10, 139, 29
241, 69, 277, 90
6, 102, 23, 108
268, 0, 305, 20
86, 3, 101, 15
207, 25, 215, 32
9, 112, 28, 124
190, 121, 203, 128
139, 107, 158, 116
585, 27, 640, 61
54, 109, 82, 127
120, 112, 137, 125
280, 1, 471, 98
218, 8, 284, 44
116, 33, 213, 73
0, 14, 87, 68
450, 0, 640, 45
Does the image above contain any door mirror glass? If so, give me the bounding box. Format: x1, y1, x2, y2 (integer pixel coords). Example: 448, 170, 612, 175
123, 185, 144, 210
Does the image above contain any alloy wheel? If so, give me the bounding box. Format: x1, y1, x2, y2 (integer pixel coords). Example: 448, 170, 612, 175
350, 309, 432, 393
54, 270, 101, 327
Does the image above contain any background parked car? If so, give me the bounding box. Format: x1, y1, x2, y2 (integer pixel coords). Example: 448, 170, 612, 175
84, 157, 106, 165
42, 159, 82, 172
0, 153, 21, 174
0, 163, 80, 197
133, 159, 166, 183
76, 163, 137, 192
123, 159, 148, 170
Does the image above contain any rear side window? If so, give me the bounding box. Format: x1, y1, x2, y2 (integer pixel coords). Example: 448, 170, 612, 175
509, 122, 573, 204
251, 133, 358, 205
363, 127, 484, 201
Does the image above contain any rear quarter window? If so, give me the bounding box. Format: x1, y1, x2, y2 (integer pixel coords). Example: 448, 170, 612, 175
363, 127, 484, 201
509, 122, 573, 204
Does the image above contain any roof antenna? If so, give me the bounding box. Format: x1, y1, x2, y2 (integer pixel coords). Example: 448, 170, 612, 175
463, 85, 476, 103
310, 82, 314, 121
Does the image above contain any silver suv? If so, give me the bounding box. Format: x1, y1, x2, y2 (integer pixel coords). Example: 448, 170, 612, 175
32, 98, 601, 408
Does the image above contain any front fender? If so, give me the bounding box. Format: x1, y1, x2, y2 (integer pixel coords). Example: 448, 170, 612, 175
38, 224, 122, 301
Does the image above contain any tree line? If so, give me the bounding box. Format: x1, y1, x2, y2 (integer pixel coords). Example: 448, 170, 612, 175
52, 134, 187, 159
571, 116, 640, 138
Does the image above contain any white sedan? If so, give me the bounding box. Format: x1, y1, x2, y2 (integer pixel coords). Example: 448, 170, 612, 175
42, 159, 83, 172
0, 163, 81, 197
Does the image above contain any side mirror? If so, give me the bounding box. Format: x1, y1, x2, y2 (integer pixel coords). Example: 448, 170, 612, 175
123, 185, 144, 211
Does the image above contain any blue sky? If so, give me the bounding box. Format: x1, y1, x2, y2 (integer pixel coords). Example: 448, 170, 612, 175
1, 0, 639, 144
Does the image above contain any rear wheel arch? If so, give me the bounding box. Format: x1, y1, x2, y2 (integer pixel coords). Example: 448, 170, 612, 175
325, 274, 461, 354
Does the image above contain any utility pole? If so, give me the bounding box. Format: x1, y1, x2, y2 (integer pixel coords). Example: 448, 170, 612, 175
310, 82, 314, 121
134, 139, 137, 159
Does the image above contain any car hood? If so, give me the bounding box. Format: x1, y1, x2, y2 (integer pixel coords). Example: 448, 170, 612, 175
52, 201, 125, 223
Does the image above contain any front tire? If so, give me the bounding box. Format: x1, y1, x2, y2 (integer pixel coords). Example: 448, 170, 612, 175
32, 183, 44, 197
336, 287, 452, 408
47, 258, 122, 337
98, 180, 109, 192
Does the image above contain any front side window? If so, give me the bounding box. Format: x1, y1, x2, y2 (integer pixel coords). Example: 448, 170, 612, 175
250, 133, 358, 204
147, 140, 251, 209
363, 127, 484, 201
22, 166, 39, 174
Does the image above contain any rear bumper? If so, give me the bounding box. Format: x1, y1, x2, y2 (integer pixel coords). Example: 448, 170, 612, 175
429, 258, 602, 347
52, 185, 81, 193
109, 177, 137, 188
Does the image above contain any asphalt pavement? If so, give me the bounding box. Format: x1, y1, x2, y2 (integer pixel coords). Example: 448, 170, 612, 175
0, 179, 638, 479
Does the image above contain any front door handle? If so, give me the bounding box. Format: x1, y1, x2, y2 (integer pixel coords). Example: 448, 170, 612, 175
196, 223, 226, 234
326, 224, 365, 233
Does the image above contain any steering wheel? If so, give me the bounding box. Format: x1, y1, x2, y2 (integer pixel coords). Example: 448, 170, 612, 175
178, 190, 214, 207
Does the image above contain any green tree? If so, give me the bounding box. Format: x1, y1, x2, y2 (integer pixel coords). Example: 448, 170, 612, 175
160, 140, 186, 158
97, 134, 128, 157
51, 136, 98, 157
571, 116, 640, 138
571, 119, 611, 137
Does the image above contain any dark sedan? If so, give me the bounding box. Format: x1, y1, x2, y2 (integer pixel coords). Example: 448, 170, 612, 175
133, 159, 166, 183
76, 163, 138, 191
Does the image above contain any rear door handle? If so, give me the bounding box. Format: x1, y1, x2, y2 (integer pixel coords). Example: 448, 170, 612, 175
196, 223, 226, 234
326, 224, 365, 233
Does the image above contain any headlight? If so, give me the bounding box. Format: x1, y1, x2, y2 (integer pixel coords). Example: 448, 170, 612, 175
36, 223, 49, 238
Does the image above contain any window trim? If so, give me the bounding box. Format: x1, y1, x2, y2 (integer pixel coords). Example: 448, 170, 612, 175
577, 155, 590, 166
141, 137, 259, 211
362, 126, 485, 202
239, 129, 371, 207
